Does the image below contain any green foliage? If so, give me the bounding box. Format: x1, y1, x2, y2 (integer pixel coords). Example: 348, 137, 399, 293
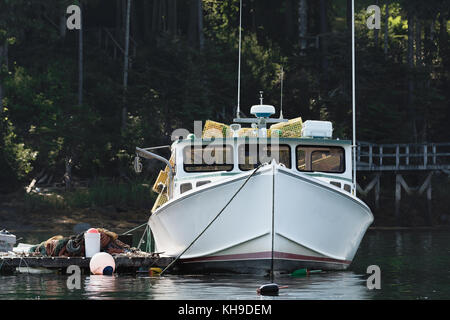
0, 112, 37, 190
22, 180, 156, 211
0, 0, 448, 206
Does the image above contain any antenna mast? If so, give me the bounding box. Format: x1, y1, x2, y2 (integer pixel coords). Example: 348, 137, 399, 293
279, 67, 284, 119
236, 0, 243, 118
352, 0, 357, 193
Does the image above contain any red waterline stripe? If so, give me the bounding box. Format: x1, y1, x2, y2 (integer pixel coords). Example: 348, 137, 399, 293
181, 251, 351, 265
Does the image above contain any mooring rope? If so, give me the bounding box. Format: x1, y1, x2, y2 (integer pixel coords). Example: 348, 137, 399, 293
137, 224, 149, 250
120, 222, 147, 235
160, 163, 265, 276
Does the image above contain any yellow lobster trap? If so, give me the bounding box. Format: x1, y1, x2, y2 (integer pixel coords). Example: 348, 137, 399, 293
150, 154, 175, 213
151, 193, 168, 213
270, 117, 303, 137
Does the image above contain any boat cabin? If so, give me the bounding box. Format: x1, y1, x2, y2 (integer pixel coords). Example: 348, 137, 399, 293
170, 136, 353, 198
135, 104, 356, 212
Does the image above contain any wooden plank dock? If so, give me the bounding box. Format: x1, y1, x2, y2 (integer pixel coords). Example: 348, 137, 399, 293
0, 254, 174, 274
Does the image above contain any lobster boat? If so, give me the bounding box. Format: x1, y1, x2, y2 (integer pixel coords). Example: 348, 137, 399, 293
135, 102, 373, 275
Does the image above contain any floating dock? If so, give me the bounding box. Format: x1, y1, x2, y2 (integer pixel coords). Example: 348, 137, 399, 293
0, 254, 174, 274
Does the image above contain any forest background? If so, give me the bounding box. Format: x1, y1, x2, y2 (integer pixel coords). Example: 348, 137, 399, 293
0, 0, 449, 227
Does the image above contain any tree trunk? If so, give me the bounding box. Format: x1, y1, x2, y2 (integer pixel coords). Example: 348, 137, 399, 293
415, 19, 422, 65
384, 3, 389, 55
0, 44, 3, 115
284, 0, 293, 40
122, 0, 127, 34
424, 19, 434, 65
122, 0, 131, 133
251, 0, 256, 33
160, 0, 167, 33
116, 0, 122, 39
143, 0, 151, 42
198, 0, 204, 49
346, 0, 352, 31
298, 0, 307, 50
187, 0, 197, 46
0, 42, 4, 140
78, 3, 83, 107
408, 15, 415, 69
407, 11, 417, 142
438, 14, 449, 87
319, 0, 328, 74
59, 14, 66, 39
64, 157, 73, 191
0, 80, 3, 114
151, 0, 160, 38
3, 41, 7, 70
131, 0, 140, 42
168, 0, 177, 36
374, 0, 379, 47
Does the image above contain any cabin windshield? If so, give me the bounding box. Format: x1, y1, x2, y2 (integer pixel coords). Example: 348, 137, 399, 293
296, 146, 345, 173
181, 142, 346, 174
238, 144, 291, 170
183, 144, 234, 172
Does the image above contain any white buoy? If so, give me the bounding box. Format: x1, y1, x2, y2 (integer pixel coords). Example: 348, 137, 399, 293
89, 252, 116, 275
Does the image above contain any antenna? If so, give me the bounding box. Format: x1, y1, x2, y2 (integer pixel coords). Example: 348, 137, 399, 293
236, 0, 243, 119
279, 67, 284, 119
352, 0, 357, 193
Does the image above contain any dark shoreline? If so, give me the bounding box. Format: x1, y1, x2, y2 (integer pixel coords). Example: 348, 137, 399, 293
0, 206, 149, 236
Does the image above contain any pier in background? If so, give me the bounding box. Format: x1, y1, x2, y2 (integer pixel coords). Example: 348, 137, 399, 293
356, 142, 450, 224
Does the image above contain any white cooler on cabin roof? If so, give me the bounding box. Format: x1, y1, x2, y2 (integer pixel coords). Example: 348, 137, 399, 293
0, 230, 16, 252
302, 120, 333, 138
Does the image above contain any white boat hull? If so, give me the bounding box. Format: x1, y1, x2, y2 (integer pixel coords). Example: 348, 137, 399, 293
148, 163, 373, 274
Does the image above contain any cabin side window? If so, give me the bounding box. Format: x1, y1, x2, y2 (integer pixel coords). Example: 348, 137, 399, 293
238, 144, 291, 170
296, 146, 345, 173
196, 180, 211, 187
183, 144, 234, 172
180, 183, 192, 194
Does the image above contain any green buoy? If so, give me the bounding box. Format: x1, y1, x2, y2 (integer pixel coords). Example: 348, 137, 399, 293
291, 268, 322, 277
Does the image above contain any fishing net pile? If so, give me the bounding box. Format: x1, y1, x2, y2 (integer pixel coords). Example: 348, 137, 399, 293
28, 228, 134, 257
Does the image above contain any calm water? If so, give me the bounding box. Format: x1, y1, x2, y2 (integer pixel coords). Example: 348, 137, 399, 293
0, 229, 449, 300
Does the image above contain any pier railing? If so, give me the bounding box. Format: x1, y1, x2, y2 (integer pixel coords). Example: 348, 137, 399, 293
356, 142, 450, 171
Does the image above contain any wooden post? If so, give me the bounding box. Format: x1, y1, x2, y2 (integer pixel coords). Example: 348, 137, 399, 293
379, 146, 383, 166
423, 145, 428, 168
432, 144, 436, 165
417, 171, 433, 226
375, 173, 380, 209
395, 174, 401, 222
396, 145, 400, 169
405, 145, 410, 166
427, 180, 432, 225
